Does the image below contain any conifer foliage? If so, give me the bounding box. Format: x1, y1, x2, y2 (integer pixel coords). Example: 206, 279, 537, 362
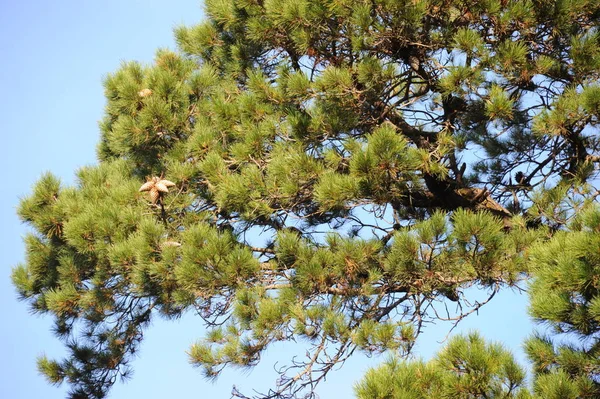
355, 332, 531, 399
12, 0, 600, 398
356, 209, 600, 398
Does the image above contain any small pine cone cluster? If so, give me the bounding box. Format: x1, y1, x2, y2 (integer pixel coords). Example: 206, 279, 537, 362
139, 177, 175, 204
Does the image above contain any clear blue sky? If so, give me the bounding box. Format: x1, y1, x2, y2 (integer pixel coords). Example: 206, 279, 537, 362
1, 1, 533, 398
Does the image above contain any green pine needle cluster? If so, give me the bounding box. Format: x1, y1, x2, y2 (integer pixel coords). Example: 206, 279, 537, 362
356, 332, 530, 399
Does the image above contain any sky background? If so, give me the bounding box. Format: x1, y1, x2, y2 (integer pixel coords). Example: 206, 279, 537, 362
1, 1, 532, 398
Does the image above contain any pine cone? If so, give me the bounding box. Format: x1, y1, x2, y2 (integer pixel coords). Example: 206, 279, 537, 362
138, 88, 153, 97
139, 176, 176, 204
162, 241, 182, 248
155, 182, 169, 193
149, 188, 160, 204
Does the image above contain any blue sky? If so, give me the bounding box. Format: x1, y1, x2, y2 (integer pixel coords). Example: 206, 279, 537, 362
1, 1, 533, 398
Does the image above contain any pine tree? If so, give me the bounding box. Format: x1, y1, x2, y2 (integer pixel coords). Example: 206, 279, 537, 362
355, 210, 600, 398
11, 1, 600, 398
523, 205, 600, 398
355, 332, 531, 399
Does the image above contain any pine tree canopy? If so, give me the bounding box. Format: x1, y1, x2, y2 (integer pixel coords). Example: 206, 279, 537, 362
355, 332, 532, 399
12, 0, 600, 398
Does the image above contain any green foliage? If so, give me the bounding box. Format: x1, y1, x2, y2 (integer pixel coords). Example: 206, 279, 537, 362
13, 0, 600, 397
522, 206, 600, 397
485, 84, 514, 121
355, 332, 530, 399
